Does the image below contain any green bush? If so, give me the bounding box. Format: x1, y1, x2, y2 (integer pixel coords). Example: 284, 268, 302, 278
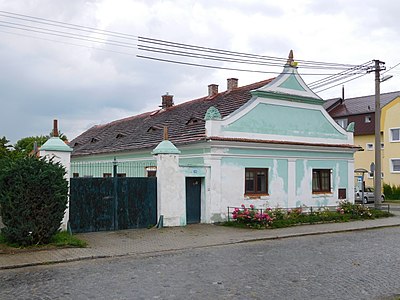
0, 156, 68, 246
228, 201, 391, 229
383, 183, 400, 200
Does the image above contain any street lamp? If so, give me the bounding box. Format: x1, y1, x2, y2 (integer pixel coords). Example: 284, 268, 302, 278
373, 60, 392, 209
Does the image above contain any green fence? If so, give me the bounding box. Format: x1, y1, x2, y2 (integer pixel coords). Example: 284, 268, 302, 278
71, 160, 157, 178
69, 177, 157, 233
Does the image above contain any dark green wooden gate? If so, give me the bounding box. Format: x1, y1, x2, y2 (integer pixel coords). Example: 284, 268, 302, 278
186, 177, 201, 224
69, 177, 157, 233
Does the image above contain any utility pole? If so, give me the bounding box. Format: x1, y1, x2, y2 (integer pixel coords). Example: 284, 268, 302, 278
371, 60, 386, 209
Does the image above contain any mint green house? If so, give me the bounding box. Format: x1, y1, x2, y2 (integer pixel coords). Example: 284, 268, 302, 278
71, 52, 358, 225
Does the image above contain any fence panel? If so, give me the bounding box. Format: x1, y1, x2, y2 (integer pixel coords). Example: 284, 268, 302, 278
118, 177, 157, 229
69, 178, 115, 232
69, 177, 157, 233
71, 160, 157, 178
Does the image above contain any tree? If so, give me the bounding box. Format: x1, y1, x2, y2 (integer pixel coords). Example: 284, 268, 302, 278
13, 132, 68, 155
14, 135, 48, 155
0, 156, 68, 245
0, 136, 13, 157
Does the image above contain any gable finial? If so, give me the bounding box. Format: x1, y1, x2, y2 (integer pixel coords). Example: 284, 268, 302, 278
163, 126, 169, 140
287, 50, 294, 65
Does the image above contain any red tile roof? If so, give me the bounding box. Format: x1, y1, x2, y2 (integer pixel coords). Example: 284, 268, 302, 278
71, 78, 274, 157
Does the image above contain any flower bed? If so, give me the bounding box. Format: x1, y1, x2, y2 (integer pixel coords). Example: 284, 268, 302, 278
227, 200, 392, 229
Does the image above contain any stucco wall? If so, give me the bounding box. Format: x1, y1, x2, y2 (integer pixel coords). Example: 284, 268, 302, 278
213, 146, 353, 219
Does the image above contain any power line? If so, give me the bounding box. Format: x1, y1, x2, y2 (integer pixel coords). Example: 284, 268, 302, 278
314, 73, 369, 93
136, 55, 360, 76
0, 9, 374, 91
0, 28, 138, 57
0, 10, 138, 40
138, 36, 359, 69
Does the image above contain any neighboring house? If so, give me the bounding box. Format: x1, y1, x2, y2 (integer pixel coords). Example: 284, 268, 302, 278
71, 52, 358, 224
324, 91, 400, 188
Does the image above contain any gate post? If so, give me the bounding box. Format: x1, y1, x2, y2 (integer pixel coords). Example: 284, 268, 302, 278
152, 129, 185, 226
40, 120, 73, 231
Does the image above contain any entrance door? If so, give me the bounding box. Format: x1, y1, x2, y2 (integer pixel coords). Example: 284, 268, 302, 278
186, 177, 201, 224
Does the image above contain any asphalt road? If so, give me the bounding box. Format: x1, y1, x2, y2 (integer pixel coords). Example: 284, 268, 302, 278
0, 227, 399, 300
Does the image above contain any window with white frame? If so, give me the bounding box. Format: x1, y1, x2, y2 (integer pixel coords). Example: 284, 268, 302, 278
366, 143, 374, 151
335, 118, 348, 129
390, 128, 400, 142
312, 169, 332, 193
381, 143, 384, 150
368, 172, 384, 179
391, 159, 400, 173
245, 168, 268, 195
365, 115, 372, 123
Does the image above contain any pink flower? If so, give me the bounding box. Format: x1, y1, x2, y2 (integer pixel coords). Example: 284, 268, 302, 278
241, 204, 245, 208
250, 204, 254, 209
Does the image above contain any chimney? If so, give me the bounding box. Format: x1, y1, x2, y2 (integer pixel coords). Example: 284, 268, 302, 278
227, 78, 238, 91
208, 84, 219, 97
53, 119, 58, 137
161, 93, 174, 109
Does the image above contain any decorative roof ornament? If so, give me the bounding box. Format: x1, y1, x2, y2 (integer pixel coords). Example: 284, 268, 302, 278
346, 122, 355, 132
151, 126, 181, 155
287, 50, 298, 67
204, 106, 222, 120
252, 49, 322, 104
163, 126, 169, 140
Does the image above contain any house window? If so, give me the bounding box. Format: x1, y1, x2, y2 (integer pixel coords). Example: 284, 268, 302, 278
72, 173, 79, 178
390, 128, 400, 142
366, 143, 374, 151
391, 159, 400, 173
368, 172, 384, 179
335, 118, 348, 129
381, 143, 384, 150
338, 188, 347, 200
365, 115, 371, 123
312, 169, 331, 193
146, 166, 157, 177
117, 173, 126, 177
245, 168, 268, 195
147, 170, 156, 177
103, 173, 112, 178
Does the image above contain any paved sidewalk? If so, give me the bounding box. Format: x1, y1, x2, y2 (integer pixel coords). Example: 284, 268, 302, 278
1, 208, 400, 270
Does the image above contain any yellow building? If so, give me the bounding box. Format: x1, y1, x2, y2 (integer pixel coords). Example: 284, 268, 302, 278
325, 92, 400, 189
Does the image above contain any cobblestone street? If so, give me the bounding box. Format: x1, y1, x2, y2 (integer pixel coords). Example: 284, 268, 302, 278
1, 227, 399, 300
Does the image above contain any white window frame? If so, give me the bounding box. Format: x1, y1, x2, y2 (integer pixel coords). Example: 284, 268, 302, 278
390, 158, 400, 173
368, 172, 384, 179
365, 115, 371, 123
366, 143, 374, 151
335, 118, 348, 129
390, 127, 400, 142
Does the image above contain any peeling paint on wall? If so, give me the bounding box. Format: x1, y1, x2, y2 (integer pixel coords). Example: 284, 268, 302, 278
269, 159, 288, 207
296, 160, 312, 207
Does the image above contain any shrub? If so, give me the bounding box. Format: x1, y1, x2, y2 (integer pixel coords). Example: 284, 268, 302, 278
228, 200, 391, 229
0, 156, 68, 246
383, 183, 400, 200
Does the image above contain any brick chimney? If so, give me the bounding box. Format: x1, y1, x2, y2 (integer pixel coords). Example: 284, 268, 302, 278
161, 93, 174, 109
53, 119, 58, 137
227, 78, 238, 91
208, 84, 219, 97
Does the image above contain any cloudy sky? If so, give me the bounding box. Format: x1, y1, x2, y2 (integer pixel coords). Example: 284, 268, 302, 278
1, 0, 399, 144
